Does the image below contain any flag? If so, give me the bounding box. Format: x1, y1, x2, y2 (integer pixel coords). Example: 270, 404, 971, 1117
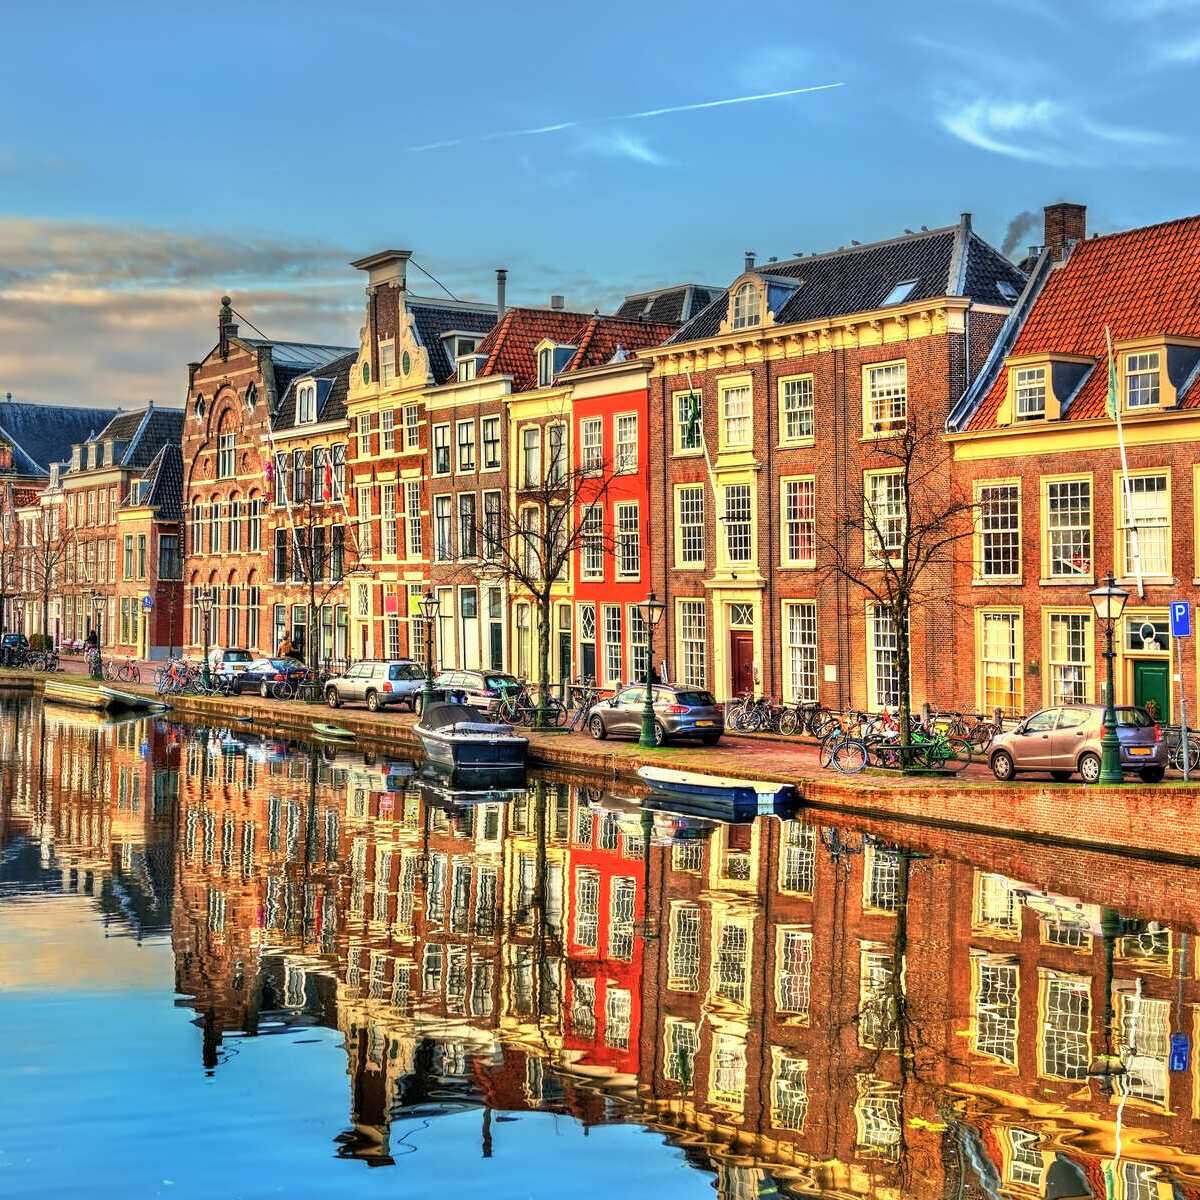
263, 454, 274, 486
1106, 326, 1119, 419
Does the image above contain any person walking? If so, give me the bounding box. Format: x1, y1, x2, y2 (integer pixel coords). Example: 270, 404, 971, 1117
85, 628, 101, 680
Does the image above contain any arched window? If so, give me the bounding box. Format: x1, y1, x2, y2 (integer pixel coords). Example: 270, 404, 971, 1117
731, 282, 760, 330
228, 494, 242, 553
194, 394, 207, 421
245, 383, 258, 411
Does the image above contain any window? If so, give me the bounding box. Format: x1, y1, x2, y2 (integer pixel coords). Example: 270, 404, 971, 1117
629, 605, 649, 683
1047, 612, 1091, 704
537, 346, 556, 388
779, 822, 815, 894
521, 427, 541, 487
603, 605, 622, 685
864, 842, 901, 911
868, 604, 901, 710
571, 978, 596, 1038
1120, 473, 1170, 577
978, 483, 1020, 578
723, 484, 752, 564
330, 444, 345, 502
783, 600, 818, 703
775, 928, 813, 1019
273, 527, 288, 582
720, 381, 751, 449
710, 1032, 747, 1110
292, 449, 308, 504
1045, 478, 1092, 578
615, 502, 639, 579
547, 423, 566, 485
1014, 366, 1046, 420
679, 600, 707, 687
580, 417, 603, 473
881, 277, 918, 306
581, 505, 603, 580
859, 945, 899, 1049
974, 871, 1021, 937
297, 383, 317, 424
217, 432, 236, 478
482, 491, 501, 560
771, 1052, 809, 1132
481, 415, 500, 468
574, 868, 599, 949
209, 502, 221, 555
378, 341, 395, 388
518, 508, 539, 577
458, 493, 477, 558
674, 390, 702, 453
855, 1076, 901, 1161
972, 954, 1019, 1066
779, 376, 814, 443
272, 452, 288, 506
664, 1017, 699, 1083
605, 986, 632, 1049
608, 877, 636, 961
380, 484, 397, 557
456, 420, 476, 472
978, 610, 1023, 716
159, 535, 181, 580
676, 485, 704, 566
864, 361, 907, 434
614, 413, 637, 473
782, 477, 815, 565
433, 495, 452, 562
865, 470, 904, 563
713, 918, 749, 1006
1118, 993, 1170, 1108
380, 408, 395, 452
1126, 351, 1160, 409
404, 481, 422, 558
1040, 971, 1091, 1080
401, 404, 420, 451
432, 424, 451, 475
730, 282, 759, 329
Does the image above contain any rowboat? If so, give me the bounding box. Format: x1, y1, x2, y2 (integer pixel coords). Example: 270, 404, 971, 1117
637, 766, 797, 821
312, 722, 356, 742
99, 686, 169, 713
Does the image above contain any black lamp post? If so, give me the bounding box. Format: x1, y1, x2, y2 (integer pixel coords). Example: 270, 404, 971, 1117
419, 589, 440, 714
636, 591, 667, 749
1089, 572, 1130, 785
197, 588, 214, 689
89, 592, 105, 678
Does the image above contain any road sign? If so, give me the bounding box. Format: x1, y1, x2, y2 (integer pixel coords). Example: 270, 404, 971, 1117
1170, 601, 1192, 638
142, 594, 154, 611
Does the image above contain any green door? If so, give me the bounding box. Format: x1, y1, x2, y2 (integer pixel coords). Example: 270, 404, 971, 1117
1133, 659, 1171, 722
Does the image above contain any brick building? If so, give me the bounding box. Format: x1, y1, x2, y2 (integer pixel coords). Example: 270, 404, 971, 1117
642, 220, 1025, 707
948, 205, 1200, 722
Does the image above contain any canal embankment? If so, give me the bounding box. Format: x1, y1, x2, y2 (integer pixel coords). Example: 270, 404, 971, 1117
4, 668, 1196, 865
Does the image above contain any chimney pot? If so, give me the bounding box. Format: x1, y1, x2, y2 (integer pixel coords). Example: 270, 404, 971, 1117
1043, 202, 1086, 263
960, 212, 972, 233
744, 250, 756, 272
496, 268, 507, 319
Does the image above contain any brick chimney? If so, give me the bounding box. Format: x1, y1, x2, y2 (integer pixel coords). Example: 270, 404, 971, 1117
218, 295, 239, 360
1044, 203, 1086, 262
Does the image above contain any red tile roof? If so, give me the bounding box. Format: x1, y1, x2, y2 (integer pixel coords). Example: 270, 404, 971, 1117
562, 316, 676, 373
475, 308, 593, 391
966, 213, 1200, 430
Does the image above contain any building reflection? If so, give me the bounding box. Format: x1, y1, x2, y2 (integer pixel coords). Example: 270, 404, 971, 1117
6, 696, 1200, 1199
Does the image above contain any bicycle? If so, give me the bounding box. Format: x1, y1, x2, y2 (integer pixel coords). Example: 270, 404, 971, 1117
497, 680, 566, 727
564, 677, 602, 732
102, 656, 140, 684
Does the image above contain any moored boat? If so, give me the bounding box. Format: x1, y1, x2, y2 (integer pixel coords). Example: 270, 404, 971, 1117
637, 765, 797, 821
414, 702, 528, 774
99, 685, 169, 713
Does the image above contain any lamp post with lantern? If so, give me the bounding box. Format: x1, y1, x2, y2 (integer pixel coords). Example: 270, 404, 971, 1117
89, 592, 105, 679
419, 589, 440, 715
636, 591, 667, 749
196, 588, 214, 690
1089, 571, 1130, 785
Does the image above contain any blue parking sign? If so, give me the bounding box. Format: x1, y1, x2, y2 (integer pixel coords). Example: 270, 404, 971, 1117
1170, 601, 1192, 638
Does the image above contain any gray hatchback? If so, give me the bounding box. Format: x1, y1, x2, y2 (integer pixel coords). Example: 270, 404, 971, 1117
325, 660, 426, 712
588, 684, 724, 747
988, 703, 1166, 783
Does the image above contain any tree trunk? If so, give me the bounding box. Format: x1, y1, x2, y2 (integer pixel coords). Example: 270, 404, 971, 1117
896, 597, 912, 762
535, 592, 552, 730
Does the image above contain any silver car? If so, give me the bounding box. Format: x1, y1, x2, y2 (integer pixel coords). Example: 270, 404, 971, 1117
325, 660, 425, 712
588, 684, 724, 747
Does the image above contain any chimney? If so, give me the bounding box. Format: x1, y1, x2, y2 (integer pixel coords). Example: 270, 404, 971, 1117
218, 295, 238, 360
549, 294, 565, 310
187, 362, 200, 389
1044, 202, 1086, 263
350, 250, 412, 292
960, 212, 972, 234
744, 249, 756, 272
496, 268, 508, 319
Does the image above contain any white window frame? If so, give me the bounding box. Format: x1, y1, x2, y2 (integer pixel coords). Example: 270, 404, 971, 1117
613, 412, 637, 474
781, 476, 816, 567
675, 484, 704, 568
719, 379, 752, 450
456, 419, 476, 473
779, 374, 814, 444
615, 501, 640, 580
863, 360, 908, 435
580, 416, 603, 474
783, 599, 818, 703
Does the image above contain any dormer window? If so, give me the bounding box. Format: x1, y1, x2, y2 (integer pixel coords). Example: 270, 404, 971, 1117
455, 337, 476, 358
537, 347, 555, 387
881, 278, 918, 307
457, 354, 486, 383
534, 341, 577, 388
1014, 366, 1047, 420
297, 382, 317, 424
997, 281, 1019, 304
1126, 351, 1160, 409
731, 282, 760, 330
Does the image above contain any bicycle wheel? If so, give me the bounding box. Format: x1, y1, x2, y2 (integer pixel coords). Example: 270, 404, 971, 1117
819, 732, 843, 769
832, 738, 869, 774
120, 663, 140, 684
943, 737, 974, 770
272, 680, 297, 700
867, 737, 902, 770
810, 711, 839, 739
778, 709, 801, 737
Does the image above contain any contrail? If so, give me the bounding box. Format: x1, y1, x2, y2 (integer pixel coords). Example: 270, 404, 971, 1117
406, 82, 844, 152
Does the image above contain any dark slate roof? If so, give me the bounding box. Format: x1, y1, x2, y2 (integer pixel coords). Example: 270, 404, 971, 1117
615, 284, 720, 324
667, 224, 1027, 345
408, 300, 497, 384
271, 351, 357, 432
89, 405, 185, 470
127, 443, 184, 520
0, 401, 118, 477
238, 338, 355, 405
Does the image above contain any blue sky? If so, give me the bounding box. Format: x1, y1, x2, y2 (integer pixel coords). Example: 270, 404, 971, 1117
1, 0, 1197, 407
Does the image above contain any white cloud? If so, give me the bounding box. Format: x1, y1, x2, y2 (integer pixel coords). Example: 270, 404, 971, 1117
583, 131, 671, 167
1155, 32, 1200, 61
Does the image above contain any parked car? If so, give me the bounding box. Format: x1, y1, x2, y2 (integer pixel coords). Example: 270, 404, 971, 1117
432, 669, 521, 714
325, 659, 426, 711
224, 657, 313, 697
588, 684, 723, 747
988, 704, 1166, 784
208, 647, 255, 676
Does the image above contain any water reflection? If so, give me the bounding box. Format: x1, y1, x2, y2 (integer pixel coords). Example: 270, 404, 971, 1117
2, 696, 1200, 1198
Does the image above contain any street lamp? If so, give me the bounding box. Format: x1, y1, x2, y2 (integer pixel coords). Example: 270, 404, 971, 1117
197, 588, 214, 689
89, 592, 105, 679
1089, 571, 1130, 785
636, 591, 667, 749
418, 588, 440, 715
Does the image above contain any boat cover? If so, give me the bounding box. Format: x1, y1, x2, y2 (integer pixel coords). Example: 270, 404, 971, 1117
419, 703, 516, 735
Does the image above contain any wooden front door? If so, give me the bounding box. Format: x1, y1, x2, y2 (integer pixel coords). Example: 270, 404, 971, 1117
1133, 658, 1170, 722
730, 630, 755, 698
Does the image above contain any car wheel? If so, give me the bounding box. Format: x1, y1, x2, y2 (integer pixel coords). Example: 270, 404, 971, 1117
1139, 765, 1165, 784
990, 750, 1015, 782
1078, 751, 1102, 784
653, 720, 668, 747
701, 734, 721, 746
259, 682, 270, 699
326, 688, 340, 709
589, 714, 607, 740
366, 690, 380, 713
1050, 770, 1072, 782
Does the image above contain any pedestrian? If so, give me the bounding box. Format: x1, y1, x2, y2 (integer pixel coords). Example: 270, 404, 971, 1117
85, 628, 101, 680
277, 634, 294, 659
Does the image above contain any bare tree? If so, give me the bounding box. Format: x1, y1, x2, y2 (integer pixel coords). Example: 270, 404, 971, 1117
20, 508, 77, 646
817, 410, 976, 753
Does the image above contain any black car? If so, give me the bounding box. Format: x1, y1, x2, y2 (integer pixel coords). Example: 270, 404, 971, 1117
225, 657, 314, 696
0, 633, 29, 665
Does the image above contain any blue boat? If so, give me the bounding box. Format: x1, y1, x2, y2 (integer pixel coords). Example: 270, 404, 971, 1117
637, 766, 797, 822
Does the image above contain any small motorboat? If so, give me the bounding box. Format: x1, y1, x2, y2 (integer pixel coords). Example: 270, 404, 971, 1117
414, 702, 528, 774
637, 766, 797, 822
312, 721, 355, 743
415, 764, 526, 813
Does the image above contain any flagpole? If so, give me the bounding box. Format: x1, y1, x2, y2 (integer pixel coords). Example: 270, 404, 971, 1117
1106, 326, 1143, 600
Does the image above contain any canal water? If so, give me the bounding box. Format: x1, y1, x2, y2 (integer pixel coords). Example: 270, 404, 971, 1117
2, 697, 1199, 1199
